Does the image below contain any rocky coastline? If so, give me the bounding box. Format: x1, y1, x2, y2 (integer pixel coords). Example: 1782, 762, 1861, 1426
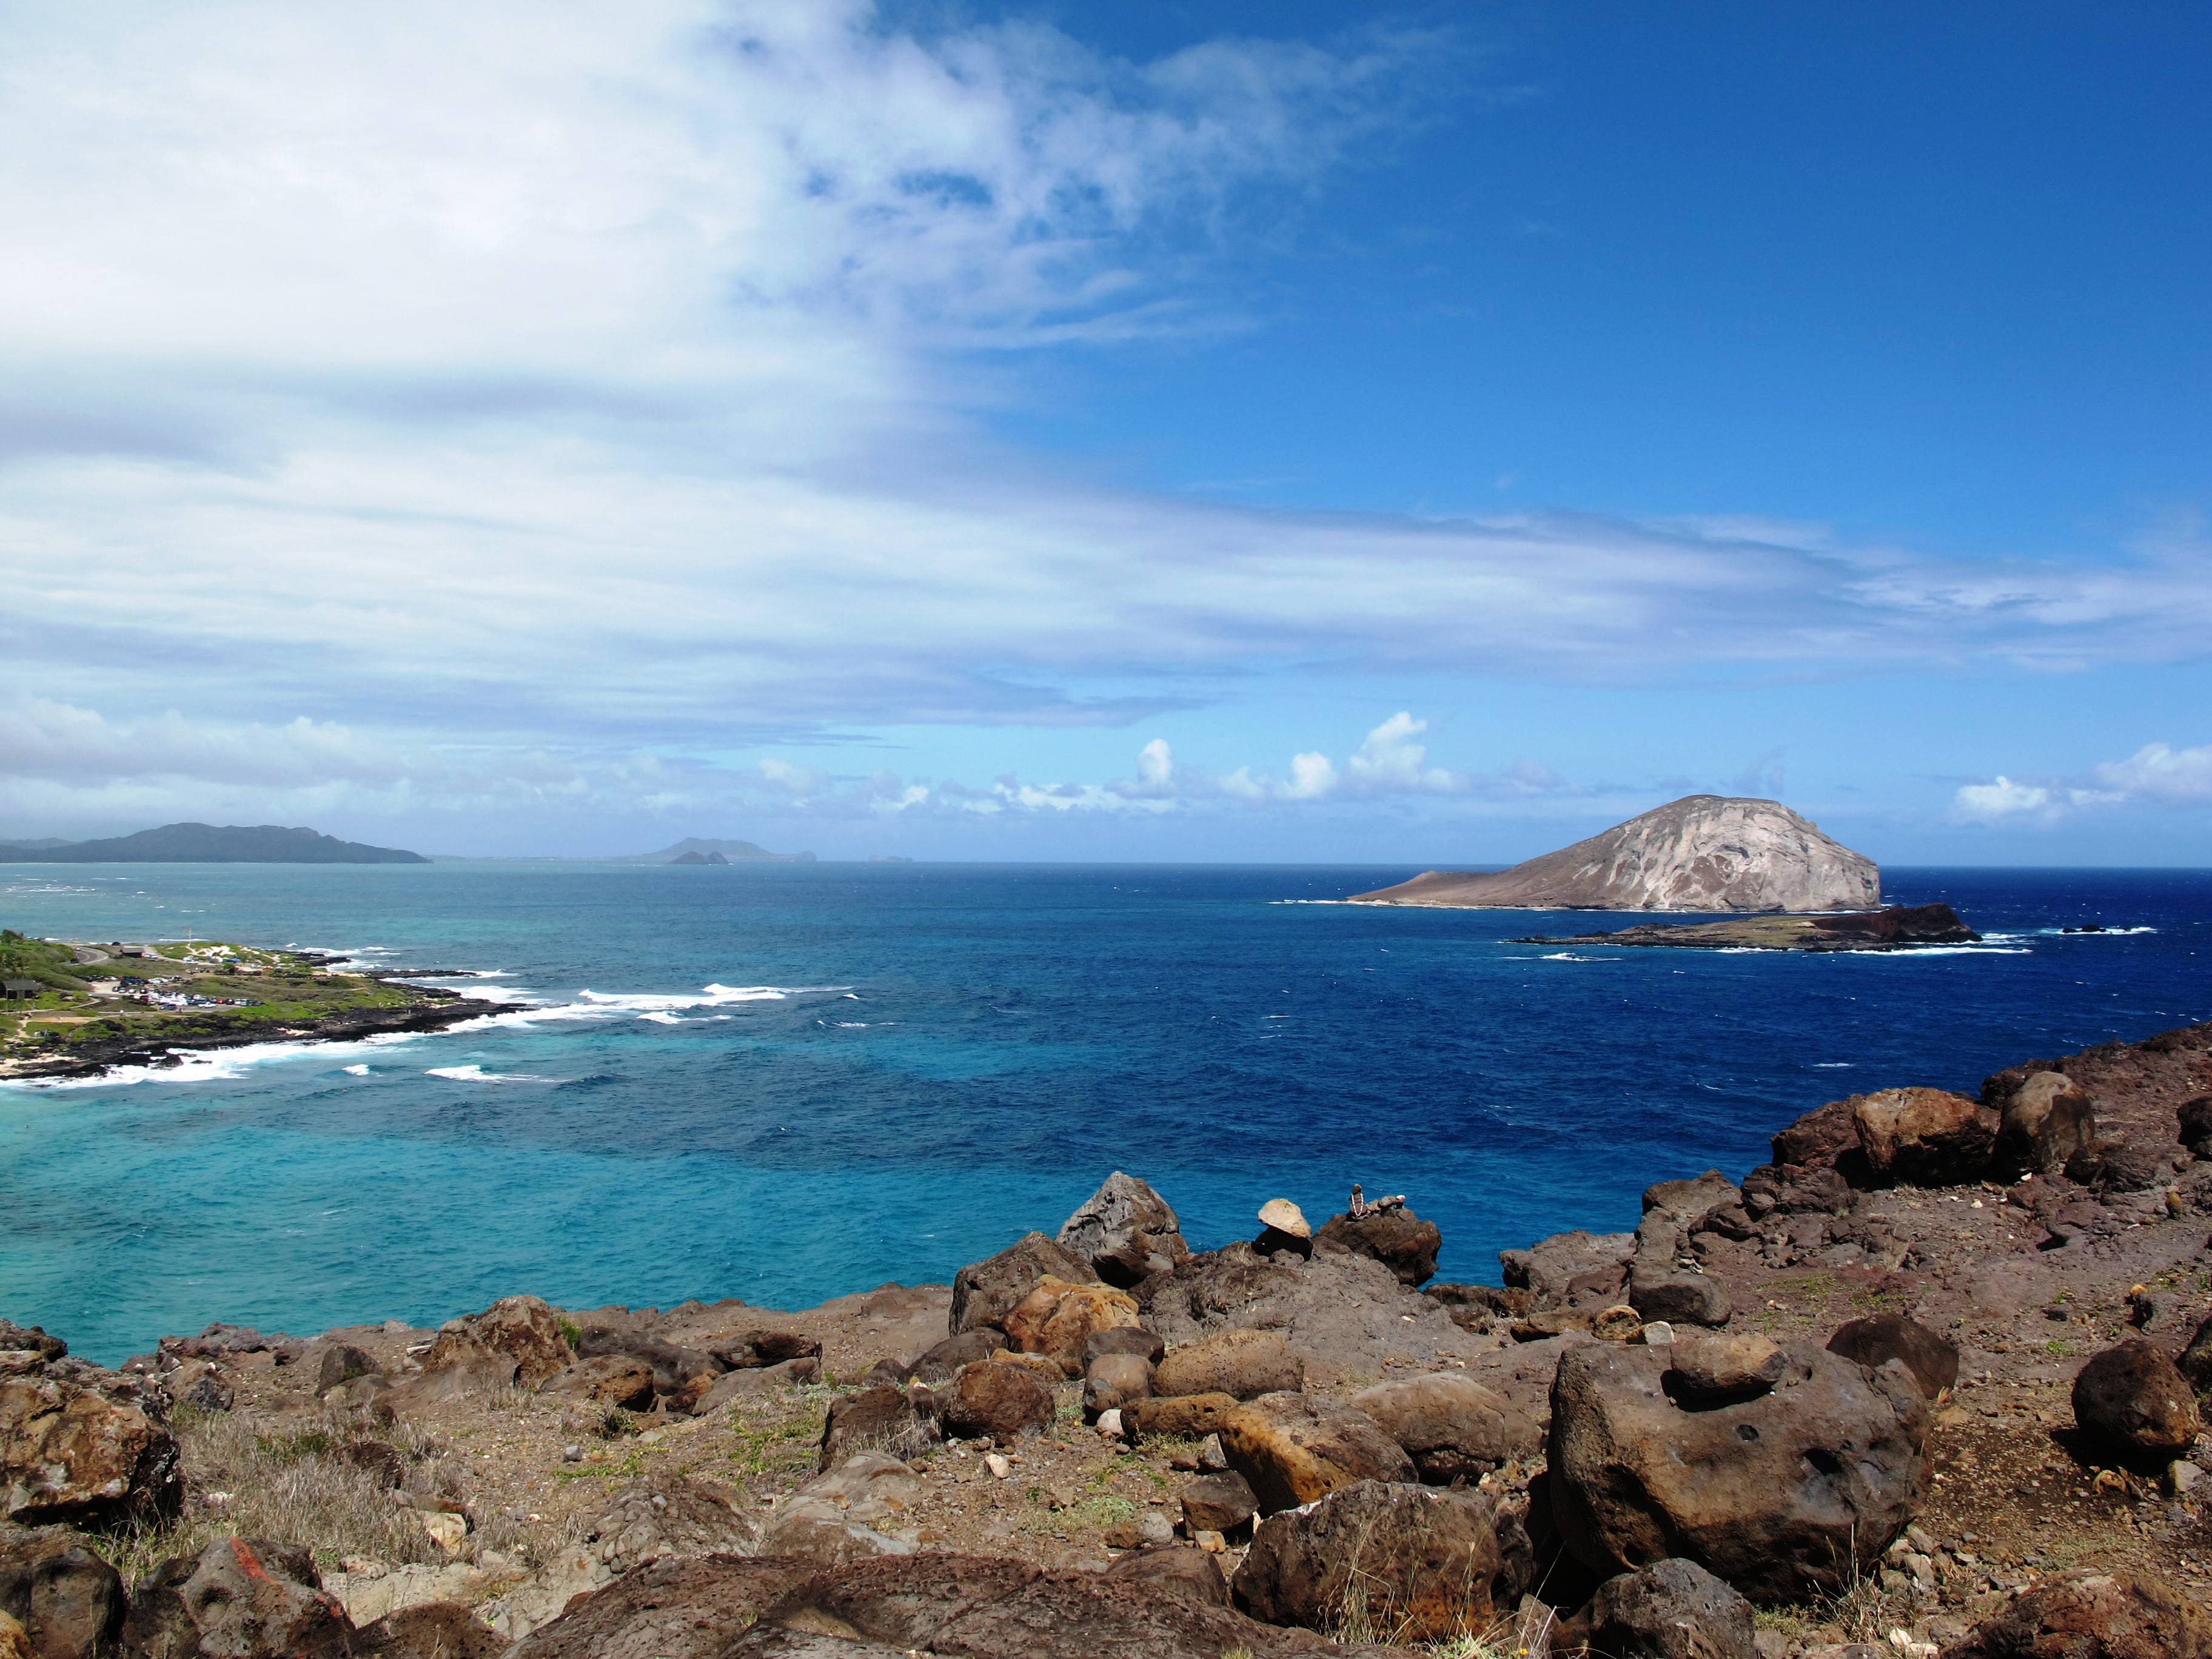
7, 1022, 2212, 1658
1513, 903, 1985, 953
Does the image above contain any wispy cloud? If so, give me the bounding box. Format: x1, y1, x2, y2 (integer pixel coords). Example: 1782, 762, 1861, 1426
1951, 739, 2211, 823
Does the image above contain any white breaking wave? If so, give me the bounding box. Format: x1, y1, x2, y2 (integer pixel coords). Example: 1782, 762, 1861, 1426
2, 1029, 423, 1091
425, 1064, 558, 1082
1541, 952, 1615, 962
638, 1010, 683, 1025
342, 1064, 372, 1075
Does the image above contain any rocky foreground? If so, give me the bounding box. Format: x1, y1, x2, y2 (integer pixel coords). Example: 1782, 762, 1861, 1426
7, 1024, 2212, 1658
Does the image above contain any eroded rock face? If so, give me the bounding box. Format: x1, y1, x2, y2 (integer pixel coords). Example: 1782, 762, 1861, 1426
1642, 1171, 1744, 1233
351, 1600, 506, 1658
1153, 1330, 1305, 1403
760, 1454, 920, 1564
540, 1355, 655, 1410
1178, 1472, 1256, 1535
1548, 1340, 1929, 1603
2071, 1338, 2202, 1458
1626, 1265, 1732, 1329
0, 1361, 182, 1529
1218, 1392, 1415, 1515
1348, 1372, 1540, 1484
124, 1536, 354, 1659
1942, 1568, 2212, 1658
504, 1555, 818, 1659
1313, 1208, 1441, 1287
1582, 1557, 1757, 1659
1232, 1480, 1527, 1641
1500, 1231, 1635, 1305
950, 1234, 1098, 1337
422, 1295, 574, 1387
1056, 1174, 1190, 1289
940, 1362, 1054, 1445
584, 1469, 761, 1577
0, 1524, 126, 1659
1827, 1314, 1960, 1400
1851, 1089, 2000, 1187
1003, 1279, 1141, 1378
1100, 1547, 1228, 1609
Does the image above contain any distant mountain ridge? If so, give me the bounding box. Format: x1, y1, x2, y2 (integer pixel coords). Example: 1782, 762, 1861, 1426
0, 823, 429, 864
1349, 795, 1879, 912
626, 837, 815, 864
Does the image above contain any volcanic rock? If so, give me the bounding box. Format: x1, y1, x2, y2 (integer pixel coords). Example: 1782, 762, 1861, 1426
123, 1536, 354, 1658
0, 1525, 125, 1659
1851, 1088, 2000, 1187
2071, 1338, 2202, 1458
1082, 1353, 1153, 1418
503, 1555, 818, 1659
1580, 1557, 1757, 1659
1943, 1567, 2212, 1658
1178, 1471, 1256, 1535
1314, 1206, 1441, 1286
1641, 1171, 1744, 1233
1990, 1071, 2099, 1177
573, 1329, 723, 1412
1501, 1230, 1635, 1304
422, 1295, 575, 1387
1099, 1547, 1228, 1609
1232, 1480, 1527, 1641
1124, 1394, 1241, 1443
1218, 1392, 1415, 1515
819, 1387, 940, 1472
1627, 1265, 1733, 1328
1347, 1372, 1540, 1484
0, 1362, 182, 1529
1003, 1278, 1142, 1378
1827, 1314, 1960, 1399
905, 1330, 1003, 1389
583, 1469, 762, 1576
759, 1455, 920, 1564
1083, 1328, 1164, 1367
1664, 1335, 1787, 1407
940, 1361, 1055, 1445
711, 1331, 823, 1370
1056, 1173, 1190, 1289
1153, 1330, 1305, 1402
1547, 1339, 1929, 1602
351, 1600, 506, 1658
2179, 1094, 2212, 1158
950, 1233, 1099, 1336
540, 1356, 655, 1410
316, 1343, 378, 1393
1255, 1199, 1309, 1239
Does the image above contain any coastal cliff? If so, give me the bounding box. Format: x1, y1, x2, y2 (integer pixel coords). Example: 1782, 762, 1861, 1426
5, 1022, 2210, 1657
1349, 794, 1880, 912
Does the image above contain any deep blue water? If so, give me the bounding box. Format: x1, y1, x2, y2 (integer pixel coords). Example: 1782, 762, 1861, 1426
2, 862, 2206, 1366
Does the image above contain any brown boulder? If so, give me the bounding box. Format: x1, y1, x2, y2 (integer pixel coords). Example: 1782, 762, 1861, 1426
1218, 1392, 1415, 1515
1178, 1471, 1257, 1535
1851, 1088, 1999, 1187
1082, 1353, 1153, 1419
540, 1356, 655, 1410
1500, 1230, 1636, 1302
1123, 1393, 1241, 1443
1827, 1314, 1960, 1399
583, 1469, 762, 1576
2072, 1338, 2201, 1458
1099, 1546, 1228, 1608
1152, 1330, 1305, 1402
711, 1331, 822, 1370
819, 1386, 940, 1472
1004, 1279, 1142, 1378
574, 1329, 723, 1412
1056, 1173, 1191, 1289
353, 1601, 506, 1658
122, 1536, 353, 1658
950, 1233, 1098, 1336
1664, 1335, 1787, 1407
316, 1343, 378, 1393
1348, 1372, 1540, 1484
1992, 1071, 2097, 1177
1627, 1265, 1732, 1329
1314, 1207, 1442, 1287
2179, 1313, 2212, 1395
1084, 1327, 1165, 1367
0, 1526, 125, 1658
940, 1361, 1055, 1445
1231, 1480, 1526, 1641
504, 1554, 817, 1659
0, 1368, 181, 1529
1581, 1557, 1757, 1659
421, 1295, 574, 1386
2179, 1094, 2212, 1158
1641, 1171, 1744, 1233
1942, 1568, 2212, 1658
381, 1353, 519, 1416
1770, 1098, 1863, 1173
1548, 1339, 1929, 1603
905, 1330, 1002, 1388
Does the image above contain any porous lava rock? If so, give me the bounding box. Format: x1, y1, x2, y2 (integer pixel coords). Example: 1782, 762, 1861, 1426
504, 1554, 817, 1659
1178, 1471, 1256, 1535
1826, 1313, 1960, 1399
1082, 1353, 1153, 1418
2071, 1338, 2202, 1458
0, 1361, 182, 1529
1218, 1392, 1415, 1515
1313, 1207, 1441, 1286
1231, 1480, 1527, 1641
819, 1387, 940, 1472
712, 1331, 822, 1370
1056, 1173, 1190, 1289
950, 1234, 1099, 1337
1547, 1339, 1929, 1603
123, 1535, 354, 1658
1664, 1335, 1786, 1407
1347, 1372, 1541, 1484
352, 1600, 508, 1658
1124, 1393, 1241, 1442
1099, 1547, 1228, 1609
1641, 1171, 1744, 1233
1942, 1568, 2212, 1658
421, 1295, 574, 1387
540, 1355, 655, 1410
1851, 1088, 2000, 1187
1990, 1071, 2098, 1177
1500, 1230, 1635, 1304
1152, 1330, 1305, 1402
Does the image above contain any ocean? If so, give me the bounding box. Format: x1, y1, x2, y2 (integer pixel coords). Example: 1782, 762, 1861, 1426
2, 861, 2206, 1366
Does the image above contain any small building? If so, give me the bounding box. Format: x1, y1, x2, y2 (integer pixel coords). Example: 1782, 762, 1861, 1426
118, 943, 153, 957
2, 979, 42, 1000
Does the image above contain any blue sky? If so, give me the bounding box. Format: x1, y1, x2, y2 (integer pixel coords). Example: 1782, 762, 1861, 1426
1, 1, 2206, 862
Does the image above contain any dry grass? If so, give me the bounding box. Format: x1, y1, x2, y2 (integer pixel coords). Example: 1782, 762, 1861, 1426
89, 1404, 457, 1587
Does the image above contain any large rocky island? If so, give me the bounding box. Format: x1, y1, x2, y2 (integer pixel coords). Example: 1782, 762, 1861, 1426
6, 1022, 2212, 1657
1350, 795, 1881, 912
0, 823, 427, 864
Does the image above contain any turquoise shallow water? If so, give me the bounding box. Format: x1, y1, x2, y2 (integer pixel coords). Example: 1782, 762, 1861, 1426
2, 860, 2206, 1364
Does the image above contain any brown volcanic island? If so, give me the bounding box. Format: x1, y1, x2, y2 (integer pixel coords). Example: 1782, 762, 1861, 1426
1517, 901, 1981, 953
1349, 794, 1880, 913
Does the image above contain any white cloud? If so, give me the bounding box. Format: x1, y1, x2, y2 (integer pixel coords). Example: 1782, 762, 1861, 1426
1952, 776, 2056, 821
2091, 742, 2212, 803
1345, 712, 1463, 794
